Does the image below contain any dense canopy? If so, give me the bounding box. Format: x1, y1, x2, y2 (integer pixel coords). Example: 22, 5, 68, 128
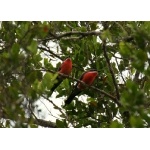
0, 21, 150, 127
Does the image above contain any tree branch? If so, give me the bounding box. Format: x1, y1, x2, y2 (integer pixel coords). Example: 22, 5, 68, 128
109, 52, 124, 59
38, 67, 121, 106
40, 100, 60, 120
61, 36, 83, 40
41, 95, 66, 118
33, 118, 56, 128
102, 40, 120, 101
38, 46, 84, 71
38, 46, 63, 60
0, 108, 57, 128
39, 30, 101, 42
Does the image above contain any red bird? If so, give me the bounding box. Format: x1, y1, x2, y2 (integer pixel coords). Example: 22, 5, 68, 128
65, 70, 98, 105
51, 58, 72, 92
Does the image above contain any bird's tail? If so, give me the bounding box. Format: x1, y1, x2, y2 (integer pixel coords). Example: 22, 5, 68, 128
65, 90, 81, 105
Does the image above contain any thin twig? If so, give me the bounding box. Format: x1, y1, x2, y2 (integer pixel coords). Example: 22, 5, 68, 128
40, 100, 60, 119
115, 57, 126, 84
65, 22, 74, 30
109, 52, 124, 59
141, 76, 147, 89
0, 107, 56, 128
102, 40, 120, 101
22, 95, 57, 128
41, 95, 66, 117
38, 46, 84, 71
27, 97, 57, 127
28, 102, 39, 121
61, 36, 83, 40
38, 46, 63, 60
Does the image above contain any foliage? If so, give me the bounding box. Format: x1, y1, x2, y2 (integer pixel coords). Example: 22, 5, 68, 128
0, 21, 150, 128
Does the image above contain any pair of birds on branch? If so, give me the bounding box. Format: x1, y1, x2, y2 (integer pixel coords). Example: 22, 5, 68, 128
50, 58, 98, 105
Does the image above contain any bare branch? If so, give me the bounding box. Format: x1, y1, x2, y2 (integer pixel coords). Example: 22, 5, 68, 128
102, 40, 120, 101
38, 46, 63, 60
39, 30, 101, 42
40, 100, 60, 119
34, 118, 56, 128
109, 52, 124, 59
0, 108, 57, 128
61, 36, 83, 40
41, 95, 66, 117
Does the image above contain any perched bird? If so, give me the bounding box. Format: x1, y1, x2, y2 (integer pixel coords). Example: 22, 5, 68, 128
65, 70, 98, 105
51, 58, 72, 93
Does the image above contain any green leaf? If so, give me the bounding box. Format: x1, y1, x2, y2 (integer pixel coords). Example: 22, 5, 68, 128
27, 40, 37, 54
42, 72, 54, 89
130, 116, 144, 128
132, 49, 147, 72
121, 79, 145, 108
110, 120, 124, 128
56, 119, 67, 128
33, 53, 42, 64
62, 78, 70, 90
27, 70, 42, 84
101, 30, 112, 42
44, 58, 49, 67
30, 124, 38, 128
119, 41, 131, 56
11, 43, 20, 59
